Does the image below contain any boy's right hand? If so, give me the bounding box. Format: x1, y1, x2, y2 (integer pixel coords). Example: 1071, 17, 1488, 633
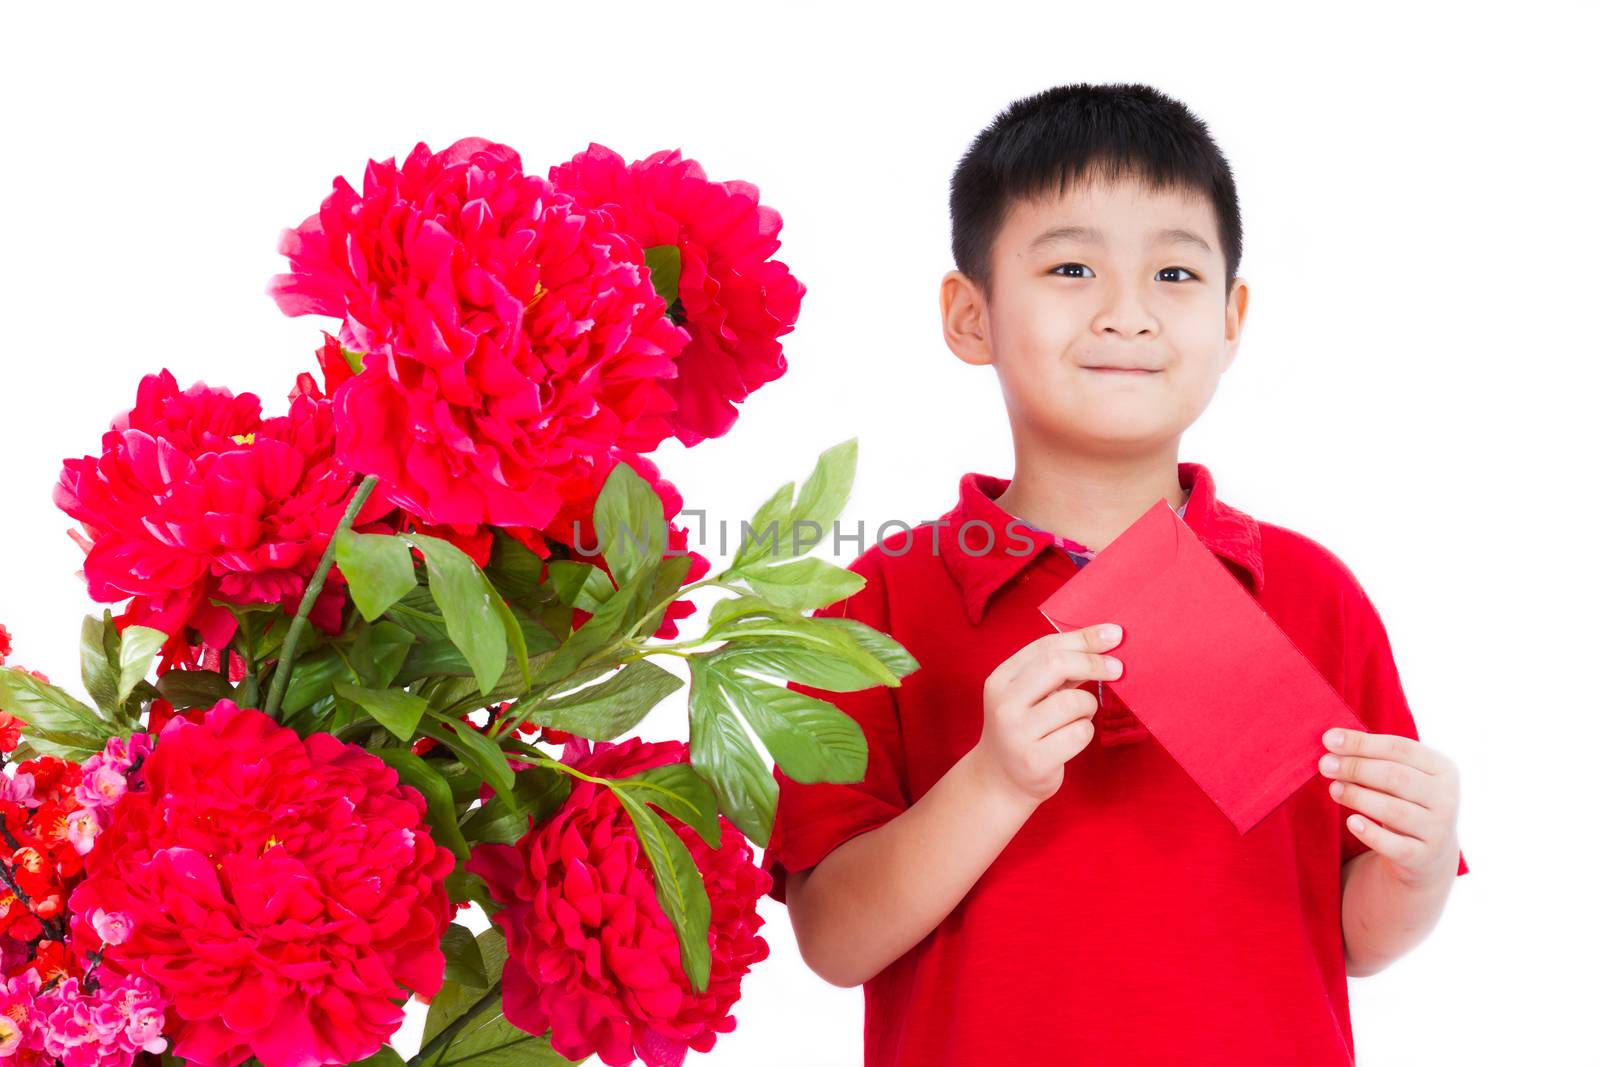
972, 623, 1126, 807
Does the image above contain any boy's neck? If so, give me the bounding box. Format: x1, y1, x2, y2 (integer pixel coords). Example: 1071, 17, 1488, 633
991, 448, 1188, 554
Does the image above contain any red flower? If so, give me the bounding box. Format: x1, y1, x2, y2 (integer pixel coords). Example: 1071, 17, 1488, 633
0, 623, 11, 663
466, 737, 770, 1067
67, 701, 456, 1067
53, 371, 391, 665
548, 144, 804, 447
267, 137, 690, 533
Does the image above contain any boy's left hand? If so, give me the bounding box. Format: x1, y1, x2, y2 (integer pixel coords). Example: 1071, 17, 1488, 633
1319, 728, 1461, 889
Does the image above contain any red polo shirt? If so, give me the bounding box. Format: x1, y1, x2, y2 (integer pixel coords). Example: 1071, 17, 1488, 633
761, 461, 1468, 1066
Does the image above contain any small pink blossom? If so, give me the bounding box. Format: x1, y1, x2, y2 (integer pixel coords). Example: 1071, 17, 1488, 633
1, 770, 37, 807
90, 908, 133, 946
75, 765, 127, 810
63, 808, 101, 856
36, 971, 169, 1067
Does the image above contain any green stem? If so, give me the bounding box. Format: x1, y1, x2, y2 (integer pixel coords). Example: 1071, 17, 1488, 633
408, 977, 503, 1067
262, 475, 380, 720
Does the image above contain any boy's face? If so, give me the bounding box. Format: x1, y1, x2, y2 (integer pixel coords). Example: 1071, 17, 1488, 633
941, 175, 1248, 457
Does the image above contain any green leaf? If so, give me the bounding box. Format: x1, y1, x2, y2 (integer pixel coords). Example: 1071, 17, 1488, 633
707, 601, 918, 686
706, 591, 804, 632
687, 658, 778, 847
485, 530, 554, 604
383, 585, 451, 642
441, 923, 488, 988
610, 786, 712, 993
737, 556, 866, 611
0, 667, 105, 735
615, 762, 722, 849
424, 929, 509, 1045
592, 460, 666, 590
420, 932, 581, 1064
513, 661, 682, 741
349, 1047, 405, 1067
415, 712, 516, 801
430, 1018, 576, 1066
813, 616, 920, 678
349, 621, 416, 688
785, 437, 857, 556
460, 766, 571, 846
78, 612, 120, 715
633, 553, 695, 641
334, 683, 428, 743
729, 481, 794, 572
728, 439, 857, 571
716, 664, 867, 784
403, 534, 512, 697
643, 243, 682, 307
155, 669, 233, 711
336, 530, 419, 621
525, 566, 651, 689
709, 637, 893, 692
10, 724, 106, 762
370, 748, 471, 862
115, 626, 167, 707
280, 645, 358, 715
219, 602, 290, 663
544, 560, 613, 611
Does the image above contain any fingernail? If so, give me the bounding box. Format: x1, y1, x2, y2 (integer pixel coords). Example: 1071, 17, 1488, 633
1100, 624, 1122, 642
1319, 753, 1339, 774
1106, 656, 1123, 677
1324, 729, 1344, 748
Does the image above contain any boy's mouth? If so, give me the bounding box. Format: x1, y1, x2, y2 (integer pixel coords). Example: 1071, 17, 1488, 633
1084, 366, 1160, 376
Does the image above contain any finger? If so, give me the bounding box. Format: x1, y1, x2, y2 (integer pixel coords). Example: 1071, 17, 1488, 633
1001, 628, 1124, 707
1344, 810, 1429, 869
1317, 753, 1434, 808
1328, 778, 1430, 838
1322, 728, 1447, 775
1038, 714, 1096, 762
996, 624, 1121, 686
1030, 687, 1098, 741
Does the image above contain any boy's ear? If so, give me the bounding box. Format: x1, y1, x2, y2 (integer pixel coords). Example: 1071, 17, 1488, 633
1221, 276, 1250, 371
941, 269, 994, 367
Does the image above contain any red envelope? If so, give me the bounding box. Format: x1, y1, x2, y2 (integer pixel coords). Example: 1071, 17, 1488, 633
1036, 498, 1366, 834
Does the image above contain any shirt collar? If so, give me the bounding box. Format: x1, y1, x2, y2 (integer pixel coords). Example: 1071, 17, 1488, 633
936, 461, 1265, 626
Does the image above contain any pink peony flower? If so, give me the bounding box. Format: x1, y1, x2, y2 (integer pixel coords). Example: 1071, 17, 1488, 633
66, 701, 456, 1067
53, 372, 392, 666
268, 137, 690, 533
548, 144, 805, 447
466, 737, 771, 1067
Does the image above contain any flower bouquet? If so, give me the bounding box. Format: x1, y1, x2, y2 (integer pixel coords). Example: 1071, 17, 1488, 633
0, 138, 916, 1067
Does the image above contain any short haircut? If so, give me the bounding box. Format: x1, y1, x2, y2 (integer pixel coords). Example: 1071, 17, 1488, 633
950, 82, 1243, 303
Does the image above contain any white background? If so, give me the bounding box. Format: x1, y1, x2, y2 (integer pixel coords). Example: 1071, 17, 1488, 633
2, 2, 1595, 1063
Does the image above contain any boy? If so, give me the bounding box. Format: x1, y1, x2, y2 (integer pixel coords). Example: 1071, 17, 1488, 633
759, 82, 1468, 1065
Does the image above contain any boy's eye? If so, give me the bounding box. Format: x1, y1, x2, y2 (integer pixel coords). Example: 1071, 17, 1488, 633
1049, 263, 1199, 282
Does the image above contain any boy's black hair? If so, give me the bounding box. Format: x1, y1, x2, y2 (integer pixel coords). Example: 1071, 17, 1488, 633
950, 82, 1243, 303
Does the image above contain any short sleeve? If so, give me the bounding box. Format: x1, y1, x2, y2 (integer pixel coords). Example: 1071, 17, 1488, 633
1339, 583, 1468, 878
760, 551, 913, 904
